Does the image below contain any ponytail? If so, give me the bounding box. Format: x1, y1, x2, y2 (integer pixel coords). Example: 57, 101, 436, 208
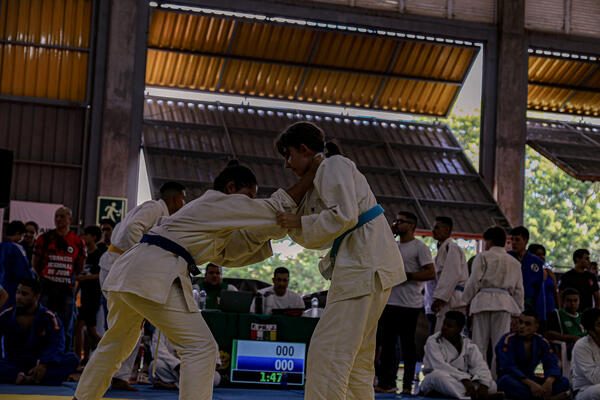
324, 141, 342, 158
213, 160, 258, 193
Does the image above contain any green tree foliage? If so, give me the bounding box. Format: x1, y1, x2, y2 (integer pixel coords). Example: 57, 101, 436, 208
222, 239, 330, 295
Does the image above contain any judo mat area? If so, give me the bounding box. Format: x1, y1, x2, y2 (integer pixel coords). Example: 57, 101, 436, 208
0, 383, 444, 400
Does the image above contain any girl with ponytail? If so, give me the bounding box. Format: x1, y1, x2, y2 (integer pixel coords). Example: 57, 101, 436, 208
275, 121, 407, 400
74, 159, 318, 400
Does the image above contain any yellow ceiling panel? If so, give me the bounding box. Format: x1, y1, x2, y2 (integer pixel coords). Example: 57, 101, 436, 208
527, 84, 572, 112
146, 9, 478, 116
528, 56, 594, 86
564, 91, 600, 116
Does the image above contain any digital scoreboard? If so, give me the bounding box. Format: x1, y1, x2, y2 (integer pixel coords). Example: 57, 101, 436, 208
230, 340, 306, 386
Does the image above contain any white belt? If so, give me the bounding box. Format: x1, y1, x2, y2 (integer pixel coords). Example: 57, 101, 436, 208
480, 288, 509, 294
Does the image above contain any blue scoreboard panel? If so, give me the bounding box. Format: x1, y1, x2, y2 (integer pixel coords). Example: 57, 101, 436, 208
230, 339, 306, 386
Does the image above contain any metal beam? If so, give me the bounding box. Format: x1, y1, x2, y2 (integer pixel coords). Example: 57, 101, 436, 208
148, 46, 463, 86
0, 39, 90, 52
370, 41, 401, 108
295, 31, 321, 99
528, 31, 600, 58
13, 159, 83, 169
528, 80, 600, 95
157, 0, 496, 42
0, 94, 86, 108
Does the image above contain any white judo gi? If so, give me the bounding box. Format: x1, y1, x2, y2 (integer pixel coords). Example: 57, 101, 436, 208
287, 155, 406, 400
75, 189, 296, 400
97, 198, 170, 381
462, 246, 524, 365
572, 335, 600, 400
433, 238, 468, 332
420, 332, 497, 399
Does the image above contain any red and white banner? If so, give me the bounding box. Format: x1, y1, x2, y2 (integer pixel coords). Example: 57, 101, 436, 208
9, 200, 63, 233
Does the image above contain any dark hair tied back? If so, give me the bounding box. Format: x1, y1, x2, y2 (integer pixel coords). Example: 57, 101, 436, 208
213, 160, 257, 193
276, 121, 343, 158
324, 141, 342, 157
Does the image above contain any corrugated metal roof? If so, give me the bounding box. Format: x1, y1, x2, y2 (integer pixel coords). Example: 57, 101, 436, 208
528, 55, 600, 116
527, 118, 600, 181
142, 97, 511, 237
0, 0, 92, 102
145, 9, 478, 117
0, 100, 85, 213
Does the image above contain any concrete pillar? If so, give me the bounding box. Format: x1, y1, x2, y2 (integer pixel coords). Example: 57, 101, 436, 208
493, 0, 528, 226
96, 0, 148, 210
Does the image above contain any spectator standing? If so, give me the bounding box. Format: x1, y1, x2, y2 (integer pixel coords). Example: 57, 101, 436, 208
508, 226, 546, 317
589, 261, 598, 277
199, 263, 238, 309
250, 266, 304, 314
545, 288, 585, 349
571, 308, 600, 400
74, 226, 106, 365
0, 221, 35, 311
97, 219, 115, 253
32, 207, 87, 350
431, 216, 468, 332
0, 284, 8, 309
529, 243, 559, 311
419, 311, 499, 400
0, 279, 79, 385
559, 249, 600, 312
375, 211, 434, 394
496, 310, 570, 400
19, 221, 39, 264
462, 226, 524, 367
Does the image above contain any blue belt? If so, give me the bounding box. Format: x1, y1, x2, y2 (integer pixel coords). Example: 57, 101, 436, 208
140, 234, 200, 276
330, 205, 384, 262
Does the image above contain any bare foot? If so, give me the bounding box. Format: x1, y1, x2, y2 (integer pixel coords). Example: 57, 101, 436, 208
111, 377, 138, 391
15, 372, 34, 385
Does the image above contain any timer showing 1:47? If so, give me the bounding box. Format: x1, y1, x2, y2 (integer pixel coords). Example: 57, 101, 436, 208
260, 371, 283, 383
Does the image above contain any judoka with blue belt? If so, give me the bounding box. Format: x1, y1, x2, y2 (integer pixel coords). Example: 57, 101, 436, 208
496, 310, 570, 400
0, 278, 78, 385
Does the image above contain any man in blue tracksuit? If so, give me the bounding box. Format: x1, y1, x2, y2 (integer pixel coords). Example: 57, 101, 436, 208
0, 221, 35, 311
0, 278, 78, 385
496, 310, 569, 400
508, 226, 546, 318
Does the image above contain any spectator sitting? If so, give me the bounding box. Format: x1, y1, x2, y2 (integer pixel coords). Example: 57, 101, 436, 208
74, 226, 107, 366
559, 249, 600, 312
496, 310, 570, 400
0, 278, 78, 385
19, 221, 39, 264
545, 288, 586, 352
198, 263, 237, 309
508, 226, 546, 317
33, 207, 87, 350
571, 308, 600, 400
250, 267, 305, 314
97, 219, 115, 253
0, 284, 8, 309
419, 311, 501, 399
149, 328, 221, 390
0, 221, 35, 311
529, 243, 559, 311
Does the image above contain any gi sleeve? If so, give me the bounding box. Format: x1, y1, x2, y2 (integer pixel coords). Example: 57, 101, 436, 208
297, 157, 359, 249
495, 334, 528, 380
433, 243, 464, 302
467, 343, 494, 387
539, 337, 562, 378
513, 266, 525, 313
572, 339, 600, 385
462, 253, 485, 305
424, 336, 470, 381
39, 310, 66, 365
122, 202, 166, 247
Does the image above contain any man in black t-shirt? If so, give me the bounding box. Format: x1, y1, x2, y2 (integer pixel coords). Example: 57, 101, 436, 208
559, 249, 600, 312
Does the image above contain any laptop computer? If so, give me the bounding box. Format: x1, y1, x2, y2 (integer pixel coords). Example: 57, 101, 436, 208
219, 290, 254, 313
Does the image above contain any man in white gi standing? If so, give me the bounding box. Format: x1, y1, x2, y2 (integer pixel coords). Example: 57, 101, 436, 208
462, 226, 524, 370
431, 216, 468, 332
98, 181, 186, 390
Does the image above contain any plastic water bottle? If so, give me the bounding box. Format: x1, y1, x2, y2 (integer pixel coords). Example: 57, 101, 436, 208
310, 297, 319, 318
198, 289, 207, 310
192, 284, 200, 305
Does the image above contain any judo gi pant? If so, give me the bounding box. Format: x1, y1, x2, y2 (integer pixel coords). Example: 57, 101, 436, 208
576, 384, 600, 400
434, 303, 466, 333
75, 280, 217, 400
305, 280, 390, 400
497, 374, 570, 399
420, 370, 497, 399
0, 355, 79, 385
376, 305, 421, 391
472, 310, 511, 375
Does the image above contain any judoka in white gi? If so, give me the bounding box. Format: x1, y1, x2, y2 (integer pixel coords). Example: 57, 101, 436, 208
97, 181, 186, 390
431, 216, 468, 332
572, 308, 600, 400
462, 226, 524, 368
73, 160, 317, 400
275, 122, 406, 400
420, 311, 499, 400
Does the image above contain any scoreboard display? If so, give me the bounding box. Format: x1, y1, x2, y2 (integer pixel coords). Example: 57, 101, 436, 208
230, 340, 306, 386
